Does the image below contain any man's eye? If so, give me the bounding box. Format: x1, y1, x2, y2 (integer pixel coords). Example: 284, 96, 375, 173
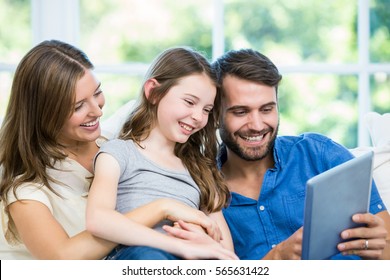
233, 110, 246, 116
262, 107, 273, 113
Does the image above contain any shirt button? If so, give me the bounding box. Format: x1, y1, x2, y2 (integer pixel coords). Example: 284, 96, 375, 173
259, 205, 265, 211
271, 244, 276, 248
378, 204, 383, 210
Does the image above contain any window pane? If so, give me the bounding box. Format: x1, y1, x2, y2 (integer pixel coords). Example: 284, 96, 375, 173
0, 0, 31, 64
97, 73, 143, 120
370, 0, 390, 62
279, 74, 358, 148
0, 0, 31, 119
223, 0, 358, 65
80, 0, 213, 64
0, 72, 13, 118
371, 73, 390, 114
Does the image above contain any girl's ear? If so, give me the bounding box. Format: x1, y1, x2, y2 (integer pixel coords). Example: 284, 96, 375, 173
144, 78, 159, 103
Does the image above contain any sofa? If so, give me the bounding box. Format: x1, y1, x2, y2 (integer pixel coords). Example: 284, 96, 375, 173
350, 112, 390, 213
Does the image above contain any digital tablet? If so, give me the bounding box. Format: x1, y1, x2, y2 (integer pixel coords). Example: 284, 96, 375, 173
301, 151, 374, 260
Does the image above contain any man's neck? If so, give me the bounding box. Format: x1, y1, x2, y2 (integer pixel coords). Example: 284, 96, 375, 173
221, 149, 274, 200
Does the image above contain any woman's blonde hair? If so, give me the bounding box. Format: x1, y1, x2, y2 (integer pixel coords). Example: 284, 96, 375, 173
0, 40, 93, 212
120, 47, 230, 213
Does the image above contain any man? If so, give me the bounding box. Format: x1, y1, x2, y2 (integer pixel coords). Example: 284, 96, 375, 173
212, 49, 390, 260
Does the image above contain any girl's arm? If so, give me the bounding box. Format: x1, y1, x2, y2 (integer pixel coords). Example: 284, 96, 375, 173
86, 152, 237, 260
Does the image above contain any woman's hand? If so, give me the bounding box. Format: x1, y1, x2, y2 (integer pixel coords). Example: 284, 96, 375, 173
159, 199, 222, 242
163, 221, 238, 260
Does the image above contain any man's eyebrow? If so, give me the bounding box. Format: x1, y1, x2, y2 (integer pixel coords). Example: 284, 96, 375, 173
259, 101, 277, 108
226, 105, 249, 112
226, 101, 277, 112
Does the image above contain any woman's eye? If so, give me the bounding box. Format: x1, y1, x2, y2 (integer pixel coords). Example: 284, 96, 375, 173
75, 103, 83, 111
94, 90, 103, 97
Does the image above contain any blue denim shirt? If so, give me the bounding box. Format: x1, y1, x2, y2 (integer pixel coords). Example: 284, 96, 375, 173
219, 133, 386, 260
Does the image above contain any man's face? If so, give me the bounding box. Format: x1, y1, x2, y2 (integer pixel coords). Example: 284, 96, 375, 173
219, 75, 279, 161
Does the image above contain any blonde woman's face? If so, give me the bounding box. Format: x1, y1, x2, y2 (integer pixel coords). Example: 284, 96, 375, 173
155, 73, 216, 144
59, 69, 105, 146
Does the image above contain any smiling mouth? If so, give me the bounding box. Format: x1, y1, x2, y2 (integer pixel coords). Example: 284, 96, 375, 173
179, 122, 194, 132
81, 118, 99, 127
241, 135, 265, 142
238, 128, 272, 143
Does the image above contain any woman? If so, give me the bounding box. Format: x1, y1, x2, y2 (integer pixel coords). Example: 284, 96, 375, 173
0, 40, 235, 260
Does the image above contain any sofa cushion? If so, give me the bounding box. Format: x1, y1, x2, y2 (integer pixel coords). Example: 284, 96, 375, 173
350, 112, 390, 212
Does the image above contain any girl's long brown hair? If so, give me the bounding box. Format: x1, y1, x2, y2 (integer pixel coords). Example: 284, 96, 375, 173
120, 47, 230, 213
0, 40, 94, 240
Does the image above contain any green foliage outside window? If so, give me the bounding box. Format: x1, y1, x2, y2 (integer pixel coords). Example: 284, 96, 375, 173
0, 0, 389, 148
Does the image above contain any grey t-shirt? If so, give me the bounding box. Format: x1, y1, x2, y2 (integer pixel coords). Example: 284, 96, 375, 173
96, 139, 201, 232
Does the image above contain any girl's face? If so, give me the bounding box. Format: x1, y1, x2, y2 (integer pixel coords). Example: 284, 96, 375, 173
59, 69, 105, 147
155, 73, 216, 144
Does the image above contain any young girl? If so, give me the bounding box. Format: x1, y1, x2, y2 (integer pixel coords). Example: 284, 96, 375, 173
86, 47, 236, 260
0, 40, 234, 260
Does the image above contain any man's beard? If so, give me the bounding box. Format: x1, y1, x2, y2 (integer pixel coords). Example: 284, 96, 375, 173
219, 123, 278, 161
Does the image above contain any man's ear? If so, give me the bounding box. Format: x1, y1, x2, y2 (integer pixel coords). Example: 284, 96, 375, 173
144, 78, 159, 102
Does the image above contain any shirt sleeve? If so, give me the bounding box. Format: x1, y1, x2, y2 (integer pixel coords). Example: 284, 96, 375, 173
6, 183, 53, 213
94, 139, 135, 178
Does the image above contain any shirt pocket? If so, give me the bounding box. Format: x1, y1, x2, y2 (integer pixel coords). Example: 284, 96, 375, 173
282, 190, 306, 232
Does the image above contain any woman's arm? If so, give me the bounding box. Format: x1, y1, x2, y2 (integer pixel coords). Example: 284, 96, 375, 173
9, 200, 116, 259
208, 211, 235, 251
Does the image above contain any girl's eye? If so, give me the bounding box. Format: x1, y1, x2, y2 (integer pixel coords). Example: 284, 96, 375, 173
185, 99, 194, 105
203, 108, 213, 114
